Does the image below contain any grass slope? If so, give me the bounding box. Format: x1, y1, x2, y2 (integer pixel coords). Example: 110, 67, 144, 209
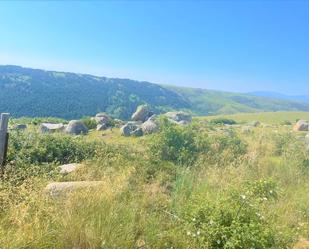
200, 111, 309, 125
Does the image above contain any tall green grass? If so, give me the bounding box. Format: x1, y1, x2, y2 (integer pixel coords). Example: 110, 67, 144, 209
0, 116, 308, 248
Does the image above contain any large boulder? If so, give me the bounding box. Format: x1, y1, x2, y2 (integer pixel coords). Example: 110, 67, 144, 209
65, 120, 88, 135
165, 111, 192, 125
131, 105, 152, 122
293, 120, 308, 131
131, 127, 143, 137
40, 123, 65, 133
120, 124, 132, 137
120, 121, 143, 137
96, 123, 108, 131
141, 115, 159, 134
94, 113, 111, 125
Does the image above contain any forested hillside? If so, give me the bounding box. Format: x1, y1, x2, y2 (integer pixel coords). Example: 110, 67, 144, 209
1, 65, 309, 119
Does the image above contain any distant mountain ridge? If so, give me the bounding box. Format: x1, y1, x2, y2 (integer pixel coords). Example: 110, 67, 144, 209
0, 65, 309, 119
249, 91, 309, 103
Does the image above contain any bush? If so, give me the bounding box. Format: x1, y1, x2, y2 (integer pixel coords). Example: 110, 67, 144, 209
149, 119, 209, 166
81, 116, 97, 130
184, 179, 292, 249
281, 120, 292, 125
8, 131, 100, 165
210, 118, 237, 125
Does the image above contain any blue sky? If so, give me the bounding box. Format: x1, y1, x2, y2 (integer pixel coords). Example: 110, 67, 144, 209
0, 1, 308, 94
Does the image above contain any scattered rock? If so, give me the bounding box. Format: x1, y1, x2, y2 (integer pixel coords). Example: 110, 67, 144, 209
40, 123, 65, 133
131, 105, 153, 122
44, 181, 104, 195
141, 115, 159, 134
165, 111, 192, 125
12, 124, 27, 130
65, 120, 88, 135
58, 163, 83, 174
120, 121, 143, 137
293, 120, 308, 131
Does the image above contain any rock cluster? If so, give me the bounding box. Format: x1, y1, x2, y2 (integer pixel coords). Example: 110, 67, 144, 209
94, 113, 112, 131
120, 121, 143, 137
120, 107, 192, 137
165, 111, 192, 125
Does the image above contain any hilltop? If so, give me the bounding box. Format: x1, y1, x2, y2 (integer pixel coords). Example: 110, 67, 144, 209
1, 65, 309, 119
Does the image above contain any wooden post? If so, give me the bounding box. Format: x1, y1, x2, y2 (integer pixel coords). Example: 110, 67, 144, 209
0, 113, 10, 173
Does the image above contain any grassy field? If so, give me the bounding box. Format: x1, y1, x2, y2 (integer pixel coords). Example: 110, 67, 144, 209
201, 111, 309, 125
0, 112, 308, 249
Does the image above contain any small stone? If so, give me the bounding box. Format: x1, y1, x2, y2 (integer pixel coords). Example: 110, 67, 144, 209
40, 123, 65, 133
58, 163, 83, 174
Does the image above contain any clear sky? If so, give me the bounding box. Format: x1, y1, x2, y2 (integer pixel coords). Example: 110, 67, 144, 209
0, 1, 308, 94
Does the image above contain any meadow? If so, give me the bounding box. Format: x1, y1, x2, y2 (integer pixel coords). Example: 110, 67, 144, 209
0, 112, 308, 249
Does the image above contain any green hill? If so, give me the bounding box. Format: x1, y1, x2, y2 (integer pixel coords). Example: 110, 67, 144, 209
0, 65, 309, 119
167, 86, 309, 115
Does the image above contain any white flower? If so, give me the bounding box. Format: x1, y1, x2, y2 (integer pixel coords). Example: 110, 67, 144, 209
187, 231, 191, 236
241, 195, 246, 200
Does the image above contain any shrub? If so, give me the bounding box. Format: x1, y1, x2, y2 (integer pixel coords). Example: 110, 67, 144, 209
281, 120, 292, 125
81, 116, 97, 130
149, 119, 209, 166
201, 132, 247, 166
210, 118, 237, 125
272, 133, 295, 156
184, 179, 292, 249
8, 131, 100, 165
